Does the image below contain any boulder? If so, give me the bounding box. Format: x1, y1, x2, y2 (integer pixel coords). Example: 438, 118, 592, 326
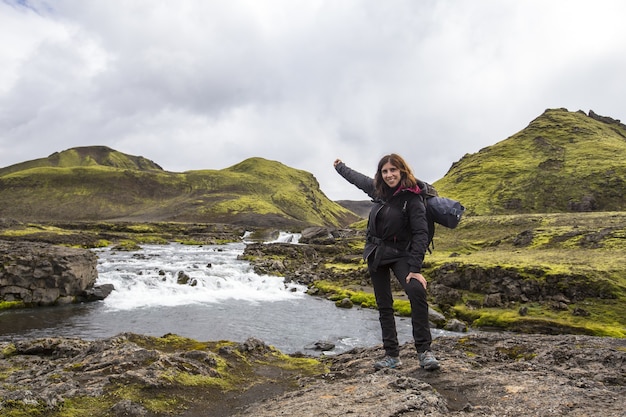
0, 240, 102, 306
299, 226, 335, 244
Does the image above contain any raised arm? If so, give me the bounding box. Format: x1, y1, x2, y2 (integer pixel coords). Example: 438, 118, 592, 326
333, 159, 376, 199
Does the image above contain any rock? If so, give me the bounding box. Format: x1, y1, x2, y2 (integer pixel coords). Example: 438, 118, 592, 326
513, 230, 534, 246
270, 259, 285, 271
336, 297, 353, 308
176, 271, 191, 285
299, 226, 335, 244
431, 284, 462, 307
572, 307, 590, 317
110, 400, 148, 417
305, 341, 336, 351
0, 218, 21, 229
443, 319, 467, 332
0, 333, 624, 417
550, 301, 569, 311
588, 109, 625, 128
428, 307, 446, 326
237, 333, 626, 417
79, 284, 115, 302
552, 293, 571, 304
483, 293, 503, 307
0, 240, 99, 306
240, 337, 271, 353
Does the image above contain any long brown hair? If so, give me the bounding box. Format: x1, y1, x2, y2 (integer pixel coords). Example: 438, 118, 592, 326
374, 153, 418, 198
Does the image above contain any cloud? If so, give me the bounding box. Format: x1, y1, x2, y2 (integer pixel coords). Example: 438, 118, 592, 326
1, 0, 625, 201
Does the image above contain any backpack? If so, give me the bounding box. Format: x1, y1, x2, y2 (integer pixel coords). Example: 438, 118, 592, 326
417, 180, 465, 251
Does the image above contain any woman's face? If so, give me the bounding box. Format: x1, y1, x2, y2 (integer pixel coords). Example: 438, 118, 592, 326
381, 161, 401, 188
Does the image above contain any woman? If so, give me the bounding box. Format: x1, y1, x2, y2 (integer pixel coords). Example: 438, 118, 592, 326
333, 154, 439, 371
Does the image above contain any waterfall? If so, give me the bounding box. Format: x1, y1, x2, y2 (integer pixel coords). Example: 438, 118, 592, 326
95, 242, 306, 311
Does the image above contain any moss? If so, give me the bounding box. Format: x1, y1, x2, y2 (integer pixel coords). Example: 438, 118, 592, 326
348, 292, 377, 309
134, 236, 168, 245
0, 155, 357, 227
455, 337, 479, 357
452, 304, 625, 338
174, 238, 205, 245
270, 353, 327, 373
161, 370, 233, 389
128, 333, 209, 353
0, 301, 26, 311
313, 280, 411, 315
393, 299, 412, 316
44, 334, 326, 416
56, 394, 116, 416
0, 401, 47, 417
126, 224, 156, 233
324, 262, 362, 271
434, 109, 626, 215
1, 343, 17, 358
111, 240, 142, 251
138, 395, 184, 414
90, 239, 111, 248
349, 219, 368, 230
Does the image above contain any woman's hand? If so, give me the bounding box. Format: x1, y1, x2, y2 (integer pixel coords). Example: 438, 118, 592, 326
406, 272, 427, 289
333, 159, 342, 167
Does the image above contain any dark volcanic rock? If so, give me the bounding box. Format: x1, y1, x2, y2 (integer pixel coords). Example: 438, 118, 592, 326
0, 333, 624, 416
0, 240, 100, 306
236, 333, 626, 417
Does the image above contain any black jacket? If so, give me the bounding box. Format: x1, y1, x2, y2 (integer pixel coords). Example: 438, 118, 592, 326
335, 162, 429, 272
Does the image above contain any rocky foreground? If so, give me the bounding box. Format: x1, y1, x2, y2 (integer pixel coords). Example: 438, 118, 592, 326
1, 331, 624, 416
237, 332, 625, 417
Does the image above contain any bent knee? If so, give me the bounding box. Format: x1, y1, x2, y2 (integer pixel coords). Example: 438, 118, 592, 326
405, 280, 427, 297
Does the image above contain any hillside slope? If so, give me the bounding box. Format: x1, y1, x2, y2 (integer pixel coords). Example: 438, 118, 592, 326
0, 147, 358, 228
434, 108, 626, 215
0, 146, 164, 175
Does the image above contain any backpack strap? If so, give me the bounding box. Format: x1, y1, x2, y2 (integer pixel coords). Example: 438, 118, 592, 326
420, 194, 436, 253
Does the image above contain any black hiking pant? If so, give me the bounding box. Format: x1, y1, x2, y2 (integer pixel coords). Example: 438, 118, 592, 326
368, 255, 432, 357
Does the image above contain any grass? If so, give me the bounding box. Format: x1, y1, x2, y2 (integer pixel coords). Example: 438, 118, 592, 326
0, 151, 358, 228
2, 211, 624, 338
316, 211, 626, 338
313, 280, 413, 314
434, 109, 626, 215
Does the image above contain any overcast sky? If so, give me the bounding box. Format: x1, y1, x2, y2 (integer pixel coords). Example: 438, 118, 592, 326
1, 0, 625, 200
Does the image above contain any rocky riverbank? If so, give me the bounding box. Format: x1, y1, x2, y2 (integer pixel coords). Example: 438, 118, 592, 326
1, 220, 625, 415
0, 240, 112, 307
0, 332, 623, 416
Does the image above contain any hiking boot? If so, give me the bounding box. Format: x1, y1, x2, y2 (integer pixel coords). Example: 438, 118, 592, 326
373, 356, 402, 370
419, 351, 440, 370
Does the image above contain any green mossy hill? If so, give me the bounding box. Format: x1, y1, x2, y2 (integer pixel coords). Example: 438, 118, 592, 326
0, 145, 163, 176
434, 108, 626, 215
0, 149, 358, 228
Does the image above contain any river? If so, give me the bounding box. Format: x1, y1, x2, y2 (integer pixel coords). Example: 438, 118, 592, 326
0, 234, 450, 355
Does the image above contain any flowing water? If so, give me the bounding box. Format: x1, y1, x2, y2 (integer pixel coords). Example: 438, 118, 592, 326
0, 234, 450, 355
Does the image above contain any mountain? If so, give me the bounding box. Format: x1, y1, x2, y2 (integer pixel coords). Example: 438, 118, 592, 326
0, 147, 358, 228
433, 108, 626, 215
2, 108, 624, 226
0, 145, 164, 175
334, 200, 373, 218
